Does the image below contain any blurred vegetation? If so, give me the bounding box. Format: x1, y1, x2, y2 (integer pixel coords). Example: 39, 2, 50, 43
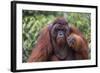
22, 10, 91, 62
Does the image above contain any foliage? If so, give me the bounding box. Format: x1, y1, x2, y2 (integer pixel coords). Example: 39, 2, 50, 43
22, 10, 91, 62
